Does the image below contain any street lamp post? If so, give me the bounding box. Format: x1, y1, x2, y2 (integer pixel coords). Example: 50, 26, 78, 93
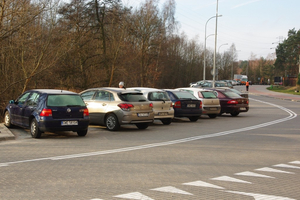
212, 0, 219, 88
203, 14, 222, 81
217, 43, 228, 80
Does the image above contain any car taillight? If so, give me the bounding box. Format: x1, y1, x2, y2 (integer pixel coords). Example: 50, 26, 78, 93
170, 102, 173, 107
173, 101, 181, 108
118, 103, 134, 111
200, 101, 202, 109
40, 109, 52, 117
227, 100, 238, 104
83, 108, 89, 116
149, 103, 153, 108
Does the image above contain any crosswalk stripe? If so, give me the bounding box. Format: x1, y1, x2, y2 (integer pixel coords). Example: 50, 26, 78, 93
211, 176, 252, 184
235, 171, 275, 178
183, 180, 225, 189
114, 192, 154, 200
256, 167, 294, 174
273, 164, 300, 169
151, 186, 193, 195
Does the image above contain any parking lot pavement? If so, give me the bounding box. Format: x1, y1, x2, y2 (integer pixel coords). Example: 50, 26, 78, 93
0, 123, 15, 141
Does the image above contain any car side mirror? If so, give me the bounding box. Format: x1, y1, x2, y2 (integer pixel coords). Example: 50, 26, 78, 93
9, 100, 15, 104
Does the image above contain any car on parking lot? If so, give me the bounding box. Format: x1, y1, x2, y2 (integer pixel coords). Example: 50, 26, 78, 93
80, 87, 154, 131
4, 89, 90, 138
207, 88, 249, 116
176, 87, 220, 118
191, 80, 233, 88
163, 89, 202, 122
127, 87, 174, 125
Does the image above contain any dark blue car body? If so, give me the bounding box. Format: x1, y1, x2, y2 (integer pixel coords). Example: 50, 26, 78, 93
163, 89, 202, 122
4, 89, 90, 138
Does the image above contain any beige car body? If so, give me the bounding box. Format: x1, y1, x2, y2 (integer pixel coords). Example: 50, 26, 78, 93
176, 87, 221, 118
80, 87, 154, 130
127, 87, 174, 125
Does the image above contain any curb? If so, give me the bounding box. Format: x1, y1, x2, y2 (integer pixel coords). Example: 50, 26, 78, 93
249, 93, 300, 102
0, 123, 15, 141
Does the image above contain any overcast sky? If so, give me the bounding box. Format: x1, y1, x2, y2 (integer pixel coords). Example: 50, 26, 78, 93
122, 0, 300, 61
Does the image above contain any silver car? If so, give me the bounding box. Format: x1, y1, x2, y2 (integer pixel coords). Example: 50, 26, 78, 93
176, 87, 221, 118
127, 87, 174, 125
80, 87, 154, 131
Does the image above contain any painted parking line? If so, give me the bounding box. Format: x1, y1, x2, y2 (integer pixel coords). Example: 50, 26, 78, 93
225, 190, 296, 200
235, 171, 275, 178
0, 98, 297, 168
210, 176, 252, 184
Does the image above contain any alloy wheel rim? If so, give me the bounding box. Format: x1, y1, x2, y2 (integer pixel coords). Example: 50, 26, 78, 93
107, 116, 116, 129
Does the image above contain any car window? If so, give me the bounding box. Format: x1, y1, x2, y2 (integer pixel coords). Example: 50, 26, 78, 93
94, 91, 114, 101
223, 91, 242, 98
173, 91, 198, 100
148, 92, 170, 101
81, 91, 96, 100
201, 91, 217, 98
27, 92, 40, 106
16, 92, 31, 105
215, 91, 226, 98
118, 93, 147, 102
47, 94, 86, 107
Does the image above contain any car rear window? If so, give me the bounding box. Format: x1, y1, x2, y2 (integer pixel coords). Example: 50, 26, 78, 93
172, 91, 198, 100
223, 91, 241, 98
148, 92, 170, 101
118, 93, 148, 102
201, 91, 217, 98
47, 94, 86, 107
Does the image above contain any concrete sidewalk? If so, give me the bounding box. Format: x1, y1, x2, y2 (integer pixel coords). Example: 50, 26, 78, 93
1, 85, 299, 141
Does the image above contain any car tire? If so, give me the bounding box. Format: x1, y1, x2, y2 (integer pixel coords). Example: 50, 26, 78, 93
135, 123, 149, 129
230, 111, 240, 117
30, 119, 42, 138
105, 113, 120, 131
208, 114, 217, 118
77, 130, 88, 137
188, 116, 199, 122
4, 111, 12, 128
161, 118, 172, 125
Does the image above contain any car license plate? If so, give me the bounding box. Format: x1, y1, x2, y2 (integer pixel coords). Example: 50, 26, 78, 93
187, 104, 196, 108
61, 121, 78, 126
158, 112, 168, 116
138, 113, 149, 117
210, 107, 217, 111
240, 107, 246, 111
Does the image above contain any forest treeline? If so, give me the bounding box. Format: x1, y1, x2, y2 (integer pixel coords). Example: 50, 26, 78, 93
0, 0, 299, 116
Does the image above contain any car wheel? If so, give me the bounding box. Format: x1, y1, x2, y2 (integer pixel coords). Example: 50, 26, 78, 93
135, 123, 149, 129
77, 130, 87, 137
231, 111, 240, 117
30, 119, 42, 138
105, 113, 120, 131
4, 111, 12, 128
161, 118, 172, 125
188, 116, 199, 122
208, 114, 217, 118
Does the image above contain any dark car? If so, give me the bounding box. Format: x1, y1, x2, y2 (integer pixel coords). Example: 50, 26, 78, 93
4, 89, 90, 138
208, 88, 249, 116
163, 89, 202, 122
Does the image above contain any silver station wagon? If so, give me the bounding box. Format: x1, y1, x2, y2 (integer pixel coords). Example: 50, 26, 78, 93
80, 87, 154, 131
127, 87, 174, 125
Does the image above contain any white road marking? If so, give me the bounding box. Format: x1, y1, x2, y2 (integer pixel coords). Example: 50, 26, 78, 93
183, 180, 225, 189
0, 98, 297, 167
289, 161, 300, 164
255, 167, 294, 174
235, 171, 275, 178
90, 199, 103, 200
114, 192, 154, 200
211, 176, 252, 184
273, 164, 300, 169
225, 190, 296, 200
150, 186, 193, 195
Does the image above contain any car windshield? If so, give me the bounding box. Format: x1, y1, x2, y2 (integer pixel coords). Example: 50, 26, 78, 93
223, 91, 242, 98
173, 91, 197, 100
201, 91, 217, 98
148, 92, 170, 101
118, 93, 148, 102
47, 94, 86, 107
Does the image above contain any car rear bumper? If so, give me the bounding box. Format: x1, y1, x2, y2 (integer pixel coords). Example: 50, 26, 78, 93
222, 105, 249, 113
38, 118, 90, 132
174, 109, 202, 117
202, 106, 221, 115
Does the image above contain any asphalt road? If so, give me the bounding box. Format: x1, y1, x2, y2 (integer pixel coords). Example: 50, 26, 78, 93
1, 86, 300, 200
